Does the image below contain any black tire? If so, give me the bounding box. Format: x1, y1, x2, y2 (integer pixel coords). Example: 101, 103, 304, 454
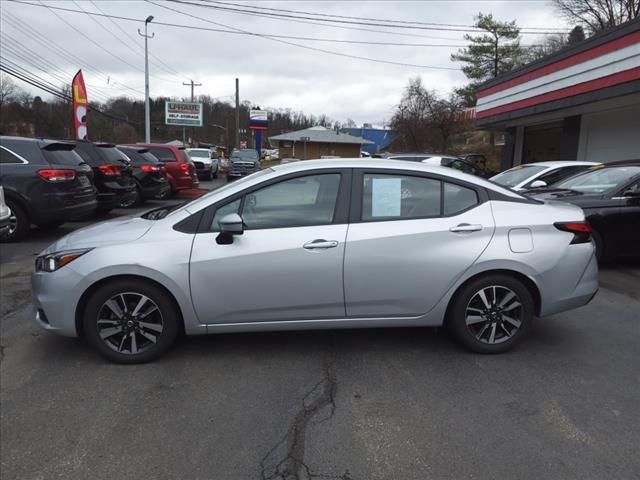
592, 229, 605, 262
448, 274, 534, 354
83, 279, 181, 363
1, 199, 30, 243
119, 187, 140, 208
36, 221, 64, 230
207, 168, 214, 181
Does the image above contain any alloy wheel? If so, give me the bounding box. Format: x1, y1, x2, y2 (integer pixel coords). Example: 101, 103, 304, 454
7, 210, 17, 236
465, 285, 523, 344
96, 292, 164, 355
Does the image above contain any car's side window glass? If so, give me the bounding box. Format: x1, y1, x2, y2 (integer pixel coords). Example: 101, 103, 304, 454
211, 198, 241, 231
443, 182, 478, 215
241, 174, 341, 229
362, 174, 441, 221
0, 146, 23, 164
450, 160, 477, 174
536, 166, 583, 187
623, 180, 640, 195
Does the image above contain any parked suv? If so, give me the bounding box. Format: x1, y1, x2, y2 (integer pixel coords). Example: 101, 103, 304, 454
187, 148, 218, 180
228, 149, 260, 180
130, 144, 198, 193
74, 142, 137, 211
0, 136, 97, 242
117, 146, 171, 204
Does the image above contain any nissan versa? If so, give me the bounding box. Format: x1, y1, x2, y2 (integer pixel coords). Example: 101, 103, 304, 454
31, 160, 599, 363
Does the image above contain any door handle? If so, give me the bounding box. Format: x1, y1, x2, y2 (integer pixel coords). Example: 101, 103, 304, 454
449, 223, 483, 233
303, 239, 339, 249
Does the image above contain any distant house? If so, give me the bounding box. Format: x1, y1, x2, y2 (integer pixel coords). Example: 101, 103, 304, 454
269, 126, 373, 160
340, 127, 394, 154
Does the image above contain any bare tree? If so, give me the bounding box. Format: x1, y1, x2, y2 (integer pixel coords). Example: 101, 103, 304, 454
0, 74, 17, 106
553, 0, 640, 34
390, 78, 466, 153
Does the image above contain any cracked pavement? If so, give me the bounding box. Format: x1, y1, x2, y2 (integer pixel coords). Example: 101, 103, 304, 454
1, 200, 639, 479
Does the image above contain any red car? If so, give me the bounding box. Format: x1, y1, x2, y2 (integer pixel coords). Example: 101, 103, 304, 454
128, 144, 198, 193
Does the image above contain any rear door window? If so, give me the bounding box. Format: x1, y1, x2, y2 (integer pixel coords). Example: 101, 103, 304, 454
443, 182, 478, 215
362, 174, 441, 221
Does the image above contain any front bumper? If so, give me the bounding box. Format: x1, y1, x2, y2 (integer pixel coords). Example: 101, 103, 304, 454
32, 266, 86, 337
228, 163, 259, 177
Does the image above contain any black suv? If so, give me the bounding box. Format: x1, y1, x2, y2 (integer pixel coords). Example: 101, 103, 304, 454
0, 136, 97, 242
117, 146, 171, 204
74, 142, 136, 211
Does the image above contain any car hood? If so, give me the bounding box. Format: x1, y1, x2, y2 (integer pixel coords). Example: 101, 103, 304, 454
42, 216, 153, 254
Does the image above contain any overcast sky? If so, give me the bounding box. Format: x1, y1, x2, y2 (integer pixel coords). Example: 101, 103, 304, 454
3, 0, 568, 125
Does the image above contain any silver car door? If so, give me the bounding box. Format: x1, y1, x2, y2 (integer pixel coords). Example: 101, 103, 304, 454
344, 170, 495, 317
190, 171, 350, 324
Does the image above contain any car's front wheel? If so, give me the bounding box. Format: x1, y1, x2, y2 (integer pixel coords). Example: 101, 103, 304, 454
449, 274, 534, 354
83, 279, 181, 363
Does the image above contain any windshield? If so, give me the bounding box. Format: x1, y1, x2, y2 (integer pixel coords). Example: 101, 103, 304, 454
98, 146, 129, 164
232, 149, 259, 161
491, 165, 547, 187
555, 166, 640, 194
189, 150, 210, 158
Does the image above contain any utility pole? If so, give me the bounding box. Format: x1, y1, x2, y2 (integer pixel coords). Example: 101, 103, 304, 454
235, 78, 240, 150
138, 16, 154, 143
183, 79, 201, 145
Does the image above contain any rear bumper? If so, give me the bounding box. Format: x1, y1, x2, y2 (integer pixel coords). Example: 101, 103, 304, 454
139, 178, 171, 199
31, 190, 98, 223
97, 182, 136, 210
539, 245, 599, 317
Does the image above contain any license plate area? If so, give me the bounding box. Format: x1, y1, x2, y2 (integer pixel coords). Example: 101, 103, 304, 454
78, 175, 91, 187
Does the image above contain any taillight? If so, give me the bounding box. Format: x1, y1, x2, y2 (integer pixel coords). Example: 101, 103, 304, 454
98, 164, 121, 176
37, 169, 76, 182
554, 221, 592, 244
179, 163, 189, 172
140, 164, 161, 172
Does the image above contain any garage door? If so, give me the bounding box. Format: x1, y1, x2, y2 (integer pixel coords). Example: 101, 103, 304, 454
579, 105, 640, 163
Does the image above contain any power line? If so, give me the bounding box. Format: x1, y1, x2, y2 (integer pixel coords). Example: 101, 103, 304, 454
35, 0, 180, 85
203, 0, 569, 32
0, 34, 113, 103
182, 0, 569, 34
6, 0, 484, 44
146, 0, 461, 70
2, 10, 146, 97
88, 0, 185, 78
0, 62, 141, 126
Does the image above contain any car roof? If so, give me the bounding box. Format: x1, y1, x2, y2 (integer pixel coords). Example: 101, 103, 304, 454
513, 161, 600, 168
273, 158, 523, 195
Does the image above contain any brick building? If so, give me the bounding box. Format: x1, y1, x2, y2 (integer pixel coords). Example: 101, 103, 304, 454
269, 126, 373, 160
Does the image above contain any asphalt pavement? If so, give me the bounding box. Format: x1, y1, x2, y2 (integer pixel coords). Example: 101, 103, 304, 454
1, 177, 639, 479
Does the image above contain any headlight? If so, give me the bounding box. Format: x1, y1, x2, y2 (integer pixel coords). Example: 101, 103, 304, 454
35, 248, 92, 272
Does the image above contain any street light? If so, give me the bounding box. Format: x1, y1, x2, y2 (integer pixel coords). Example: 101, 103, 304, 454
138, 16, 154, 143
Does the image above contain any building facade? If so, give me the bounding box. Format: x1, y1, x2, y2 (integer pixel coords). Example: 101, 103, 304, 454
269, 126, 373, 160
475, 19, 640, 170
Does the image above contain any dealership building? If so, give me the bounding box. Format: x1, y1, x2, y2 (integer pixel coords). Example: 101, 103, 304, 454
475, 18, 640, 170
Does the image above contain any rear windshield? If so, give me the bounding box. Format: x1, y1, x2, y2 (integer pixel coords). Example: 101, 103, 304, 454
147, 147, 177, 162
119, 148, 160, 165
188, 150, 210, 158
97, 146, 129, 164
42, 143, 85, 166
491, 165, 547, 187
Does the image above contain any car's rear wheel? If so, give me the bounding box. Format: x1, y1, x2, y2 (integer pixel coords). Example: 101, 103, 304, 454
83, 280, 180, 363
449, 274, 534, 354
1, 200, 29, 243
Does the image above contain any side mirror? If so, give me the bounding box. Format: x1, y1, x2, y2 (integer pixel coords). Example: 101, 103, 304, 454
216, 213, 243, 244
530, 180, 547, 188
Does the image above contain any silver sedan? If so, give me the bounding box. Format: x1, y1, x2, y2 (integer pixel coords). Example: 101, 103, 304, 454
31, 159, 598, 363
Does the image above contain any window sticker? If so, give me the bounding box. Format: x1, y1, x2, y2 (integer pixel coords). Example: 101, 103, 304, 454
371, 177, 402, 217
